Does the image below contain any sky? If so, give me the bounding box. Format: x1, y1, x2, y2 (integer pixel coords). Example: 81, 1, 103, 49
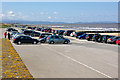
1, 2, 118, 23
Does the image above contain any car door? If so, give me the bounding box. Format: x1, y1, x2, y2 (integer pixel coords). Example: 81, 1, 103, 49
54, 36, 60, 43
20, 36, 26, 43
25, 36, 33, 43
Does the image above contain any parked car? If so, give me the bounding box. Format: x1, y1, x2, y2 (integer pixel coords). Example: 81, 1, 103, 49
12, 33, 24, 40
31, 32, 41, 37
92, 34, 101, 42
27, 27, 32, 29
101, 35, 112, 43
11, 31, 19, 38
39, 33, 52, 39
86, 34, 94, 41
116, 38, 120, 45
13, 35, 39, 45
58, 30, 65, 35
21, 29, 26, 33
75, 32, 85, 38
46, 35, 70, 44
70, 31, 76, 37
6, 28, 18, 32
23, 30, 34, 36
63, 30, 75, 36
39, 35, 49, 43
78, 33, 87, 39
107, 36, 120, 44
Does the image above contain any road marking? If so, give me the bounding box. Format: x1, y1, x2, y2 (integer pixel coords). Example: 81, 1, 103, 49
43, 45, 113, 78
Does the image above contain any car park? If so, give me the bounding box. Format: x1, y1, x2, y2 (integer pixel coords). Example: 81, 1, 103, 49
46, 35, 70, 44
13, 35, 39, 45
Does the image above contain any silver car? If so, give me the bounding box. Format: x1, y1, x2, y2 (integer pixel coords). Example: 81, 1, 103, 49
46, 35, 70, 44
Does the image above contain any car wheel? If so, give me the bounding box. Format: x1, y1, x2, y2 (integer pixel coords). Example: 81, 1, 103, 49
33, 41, 37, 44
49, 41, 54, 44
17, 41, 21, 45
64, 41, 68, 44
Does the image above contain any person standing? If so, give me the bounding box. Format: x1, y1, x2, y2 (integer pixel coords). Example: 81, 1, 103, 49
8, 33, 11, 40
4, 32, 7, 38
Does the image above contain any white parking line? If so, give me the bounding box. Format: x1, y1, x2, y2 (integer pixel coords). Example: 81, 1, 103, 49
43, 45, 113, 78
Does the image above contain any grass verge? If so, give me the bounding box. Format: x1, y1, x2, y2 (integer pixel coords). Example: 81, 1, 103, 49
2, 38, 34, 79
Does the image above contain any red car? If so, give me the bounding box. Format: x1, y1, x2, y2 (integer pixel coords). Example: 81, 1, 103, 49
116, 38, 120, 45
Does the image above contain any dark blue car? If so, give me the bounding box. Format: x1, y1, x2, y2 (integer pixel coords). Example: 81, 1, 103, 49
78, 33, 87, 39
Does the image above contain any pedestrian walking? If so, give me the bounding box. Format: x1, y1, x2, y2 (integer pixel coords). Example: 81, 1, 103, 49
8, 33, 11, 40
4, 32, 7, 38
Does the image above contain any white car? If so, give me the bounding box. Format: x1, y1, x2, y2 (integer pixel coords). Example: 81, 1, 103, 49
70, 31, 76, 37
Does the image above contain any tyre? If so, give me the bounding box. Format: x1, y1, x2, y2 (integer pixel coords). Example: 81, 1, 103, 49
64, 41, 69, 44
49, 41, 54, 44
17, 41, 21, 45
33, 41, 37, 44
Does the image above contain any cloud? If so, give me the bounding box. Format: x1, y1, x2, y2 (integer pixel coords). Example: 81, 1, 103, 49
8, 11, 14, 14
48, 16, 51, 19
40, 12, 48, 15
53, 11, 58, 15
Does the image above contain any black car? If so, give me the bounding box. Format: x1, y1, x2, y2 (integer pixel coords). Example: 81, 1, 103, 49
6, 28, 18, 32
63, 30, 75, 36
75, 32, 85, 38
23, 30, 34, 36
27, 27, 32, 29
86, 34, 94, 41
31, 32, 41, 37
39, 33, 52, 39
13, 35, 39, 45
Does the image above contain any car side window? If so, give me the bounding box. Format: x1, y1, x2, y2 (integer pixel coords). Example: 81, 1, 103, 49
55, 36, 59, 39
25, 36, 31, 39
20, 36, 25, 39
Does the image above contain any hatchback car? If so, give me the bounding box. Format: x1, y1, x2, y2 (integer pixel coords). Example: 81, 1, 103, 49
13, 35, 39, 45
46, 35, 70, 44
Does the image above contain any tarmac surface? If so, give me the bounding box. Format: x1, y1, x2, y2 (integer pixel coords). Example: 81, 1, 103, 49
1, 28, 119, 78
